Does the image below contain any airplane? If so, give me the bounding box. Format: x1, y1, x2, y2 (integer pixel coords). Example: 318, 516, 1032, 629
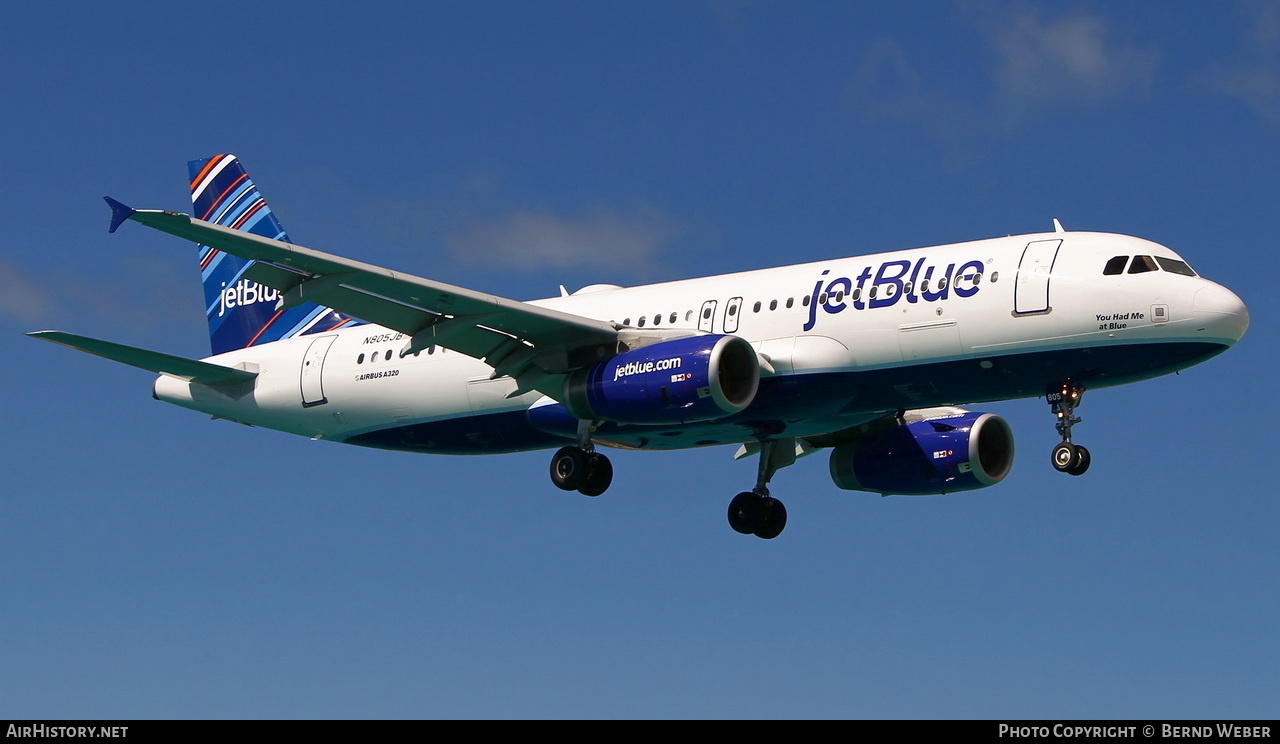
29, 155, 1250, 539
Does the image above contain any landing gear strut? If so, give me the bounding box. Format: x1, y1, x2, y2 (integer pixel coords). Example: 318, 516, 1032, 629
549, 420, 613, 496
1047, 382, 1090, 476
727, 438, 793, 539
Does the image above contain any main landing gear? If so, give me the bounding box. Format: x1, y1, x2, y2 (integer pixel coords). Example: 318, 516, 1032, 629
727, 438, 794, 540
1047, 382, 1090, 476
549, 420, 613, 497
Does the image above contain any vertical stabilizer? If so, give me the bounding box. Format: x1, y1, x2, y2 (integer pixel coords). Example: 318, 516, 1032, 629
189, 154, 358, 355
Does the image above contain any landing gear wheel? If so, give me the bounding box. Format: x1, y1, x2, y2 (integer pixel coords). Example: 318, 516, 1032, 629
728, 491, 766, 534
550, 447, 586, 491
1051, 442, 1081, 473
753, 498, 787, 540
727, 491, 788, 539
577, 453, 613, 497
1066, 445, 1090, 476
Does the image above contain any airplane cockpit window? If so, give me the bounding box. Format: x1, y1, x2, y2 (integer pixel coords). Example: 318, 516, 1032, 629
1156, 256, 1197, 276
1128, 255, 1159, 274
1104, 256, 1128, 275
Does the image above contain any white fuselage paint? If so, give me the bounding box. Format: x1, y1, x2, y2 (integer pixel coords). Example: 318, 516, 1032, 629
152, 231, 1248, 449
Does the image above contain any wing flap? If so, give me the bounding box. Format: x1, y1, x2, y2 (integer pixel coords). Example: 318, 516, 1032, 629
29, 331, 257, 385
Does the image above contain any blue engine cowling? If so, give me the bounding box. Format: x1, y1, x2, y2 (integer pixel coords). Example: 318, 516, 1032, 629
560, 334, 760, 424
829, 411, 1014, 495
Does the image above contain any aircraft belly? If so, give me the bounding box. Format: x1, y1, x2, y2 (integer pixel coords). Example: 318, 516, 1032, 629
335, 339, 1230, 455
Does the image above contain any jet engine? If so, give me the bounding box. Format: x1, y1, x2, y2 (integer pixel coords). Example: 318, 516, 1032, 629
560, 334, 760, 424
829, 411, 1014, 495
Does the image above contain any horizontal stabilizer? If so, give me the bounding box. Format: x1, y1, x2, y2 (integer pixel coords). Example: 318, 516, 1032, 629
104, 196, 137, 234
28, 331, 257, 385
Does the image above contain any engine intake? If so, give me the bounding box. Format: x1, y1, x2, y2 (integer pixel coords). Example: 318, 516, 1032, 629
829, 411, 1014, 495
562, 334, 759, 424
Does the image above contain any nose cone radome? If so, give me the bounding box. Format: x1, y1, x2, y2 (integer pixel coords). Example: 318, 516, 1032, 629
1193, 283, 1249, 345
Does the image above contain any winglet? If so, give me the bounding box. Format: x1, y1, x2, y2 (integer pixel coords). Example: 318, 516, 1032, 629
1052, 218, 1065, 233
104, 196, 136, 233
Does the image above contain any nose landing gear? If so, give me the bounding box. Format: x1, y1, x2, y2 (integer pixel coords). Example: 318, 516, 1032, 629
1047, 383, 1090, 476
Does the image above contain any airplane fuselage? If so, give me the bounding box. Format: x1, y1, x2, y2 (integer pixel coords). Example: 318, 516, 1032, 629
153, 230, 1246, 454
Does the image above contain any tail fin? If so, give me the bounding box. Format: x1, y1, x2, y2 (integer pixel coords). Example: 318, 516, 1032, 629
189, 155, 358, 355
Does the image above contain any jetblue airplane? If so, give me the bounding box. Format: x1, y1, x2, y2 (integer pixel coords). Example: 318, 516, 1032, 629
30, 155, 1249, 539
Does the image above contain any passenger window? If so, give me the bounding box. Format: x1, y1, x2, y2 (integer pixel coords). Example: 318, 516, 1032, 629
753, 301, 761, 313
1156, 257, 1197, 276
653, 314, 661, 326
1129, 255, 1159, 274
769, 299, 777, 311
670, 312, 678, 324
1103, 256, 1128, 275
802, 295, 810, 306
357, 353, 365, 364
990, 271, 999, 283
785, 297, 794, 309
385, 350, 393, 361
702, 307, 711, 320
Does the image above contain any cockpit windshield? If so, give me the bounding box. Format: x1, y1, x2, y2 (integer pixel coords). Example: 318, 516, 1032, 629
1155, 256, 1196, 276
1103, 255, 1197, 277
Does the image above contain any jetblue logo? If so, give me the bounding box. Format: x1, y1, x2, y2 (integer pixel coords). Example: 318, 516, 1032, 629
802, 257, 986, 331
612, 357, 682, 382
217, 280, 280, 317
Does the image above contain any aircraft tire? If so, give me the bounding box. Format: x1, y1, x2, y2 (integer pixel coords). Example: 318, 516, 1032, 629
728, 491, 766, 534
550, 446, 586, 491
753, 497, 787, 540
1066, 445, 1091, 476
1051, 442, 1081, 473
577, 453, 613, 497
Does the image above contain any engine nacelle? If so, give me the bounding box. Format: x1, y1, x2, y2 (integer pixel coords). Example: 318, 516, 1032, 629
561, 334, 760, 424
829, 411, 1014, 495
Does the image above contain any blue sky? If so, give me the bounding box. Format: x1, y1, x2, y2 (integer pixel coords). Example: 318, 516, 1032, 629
1, 1, 1275, 719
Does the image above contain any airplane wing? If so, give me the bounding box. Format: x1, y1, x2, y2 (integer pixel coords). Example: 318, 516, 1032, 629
28, 330, 257, 386
105, 198, 621, 393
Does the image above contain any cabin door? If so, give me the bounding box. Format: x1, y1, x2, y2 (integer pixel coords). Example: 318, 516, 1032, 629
300, 335, 338, 407
1014, 239, 1062, 315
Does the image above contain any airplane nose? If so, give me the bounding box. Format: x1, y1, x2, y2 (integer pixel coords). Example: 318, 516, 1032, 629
1193, 282, 1250, 344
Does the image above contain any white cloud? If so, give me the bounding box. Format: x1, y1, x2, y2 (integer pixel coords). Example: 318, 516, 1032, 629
0, 260, 58, 324
985, 6, 1157, 105
1199, 1, 1280, 124
850, 4, 1158, 147
445, 208, 683, 273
